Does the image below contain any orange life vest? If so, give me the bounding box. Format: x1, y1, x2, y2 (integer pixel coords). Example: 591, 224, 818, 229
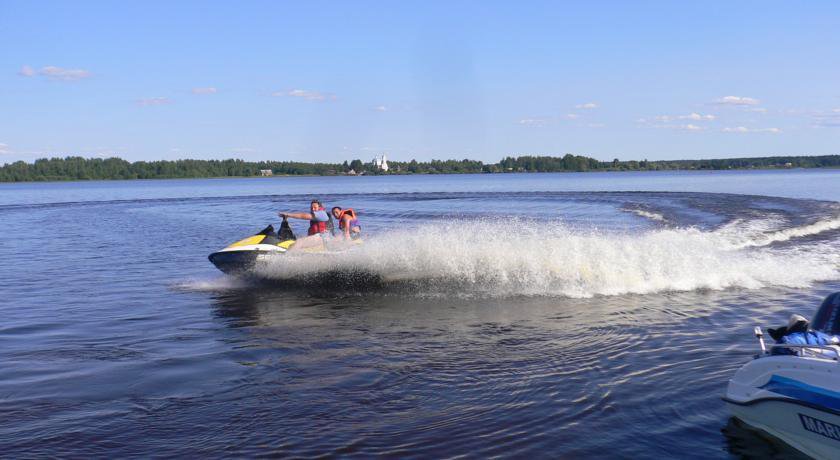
337, 208, 358, 229
308, 218, 327, 235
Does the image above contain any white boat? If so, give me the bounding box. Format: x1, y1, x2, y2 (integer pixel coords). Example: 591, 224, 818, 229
724, 293, 840, 459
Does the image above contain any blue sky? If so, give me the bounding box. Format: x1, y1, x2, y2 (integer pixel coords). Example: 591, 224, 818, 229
2, 1, 839, 163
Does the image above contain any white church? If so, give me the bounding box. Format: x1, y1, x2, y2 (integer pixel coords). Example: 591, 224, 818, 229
372, 154, 389, 172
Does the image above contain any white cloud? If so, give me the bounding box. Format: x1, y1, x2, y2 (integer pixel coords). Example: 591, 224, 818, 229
17, 65, 92, 80
649, 123, 706, 131
680, 124, 704, 131
192, 87, 217, 95
681, 112, 716, 121
722, 127, 749, 133
575, 102, 598, 109
519, 114, 586, 126
39, 65, 92, 81
137, 97, 172, 106
639, 113, 714, 131
654, 113, 716, 122
722, 126, 781, 133
779, 108, 840, 127
518, 118, 549, 127
807, 109, 840, 127
0, 143, 10, 154
18, 65, 35, 77
273, 89, 336, 101
714, 95, 760, 106
374, 105, 388, 112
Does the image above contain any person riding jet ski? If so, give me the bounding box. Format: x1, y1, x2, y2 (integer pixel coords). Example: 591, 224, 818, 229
331, 206, 361, 240
279, 199, 334, 250
768, 313, 838, 356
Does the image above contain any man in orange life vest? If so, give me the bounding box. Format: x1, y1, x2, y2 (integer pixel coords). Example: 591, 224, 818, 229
331, 206, 361, 240
279, 199, 333, 249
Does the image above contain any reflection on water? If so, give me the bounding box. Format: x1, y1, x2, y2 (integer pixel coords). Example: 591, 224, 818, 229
202, 286, 837, 457
722, 418, 810, 459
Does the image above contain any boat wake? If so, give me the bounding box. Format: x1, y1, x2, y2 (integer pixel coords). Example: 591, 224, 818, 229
718, 216, 840, 249
249, 218, 840, 298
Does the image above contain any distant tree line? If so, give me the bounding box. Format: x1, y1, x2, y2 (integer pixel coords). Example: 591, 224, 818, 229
0, 157, 344, 182
1, 154, 839, 182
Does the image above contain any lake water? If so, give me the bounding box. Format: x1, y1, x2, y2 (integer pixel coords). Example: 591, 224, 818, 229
1, 170, 839, 458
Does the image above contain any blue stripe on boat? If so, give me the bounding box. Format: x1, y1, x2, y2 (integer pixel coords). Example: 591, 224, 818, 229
760, 375, 840, 411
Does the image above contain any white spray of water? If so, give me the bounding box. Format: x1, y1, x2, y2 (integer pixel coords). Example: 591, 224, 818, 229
253, 220, 840, 298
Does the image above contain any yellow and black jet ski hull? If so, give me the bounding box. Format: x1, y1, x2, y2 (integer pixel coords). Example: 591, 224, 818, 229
208, 224, 295, 275
208, 249, 273, 275
208, 223, 363, 277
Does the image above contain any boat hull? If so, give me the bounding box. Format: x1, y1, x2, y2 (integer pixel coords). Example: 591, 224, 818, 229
726, 398, 840, 459
725, 355, 840, 459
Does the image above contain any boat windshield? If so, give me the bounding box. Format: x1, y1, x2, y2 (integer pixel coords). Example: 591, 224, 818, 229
812, 292, 840, 335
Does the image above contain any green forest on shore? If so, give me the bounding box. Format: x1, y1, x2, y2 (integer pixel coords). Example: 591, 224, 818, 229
1, 154, 839, 182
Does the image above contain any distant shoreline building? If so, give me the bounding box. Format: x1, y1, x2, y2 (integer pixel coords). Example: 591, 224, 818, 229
372, 154, 389, 172
259, 169, 273, 176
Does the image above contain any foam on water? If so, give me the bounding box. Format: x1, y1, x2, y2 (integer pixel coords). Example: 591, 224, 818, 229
628, 209, 666, 222
722, 216, 840, 249
252, 220, 840, 298
172, 276, 251, 292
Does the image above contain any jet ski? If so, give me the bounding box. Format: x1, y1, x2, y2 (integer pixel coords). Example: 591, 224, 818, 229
208, 219, 297, 275
208, 217, 362, 276
724, 292, 840, 460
